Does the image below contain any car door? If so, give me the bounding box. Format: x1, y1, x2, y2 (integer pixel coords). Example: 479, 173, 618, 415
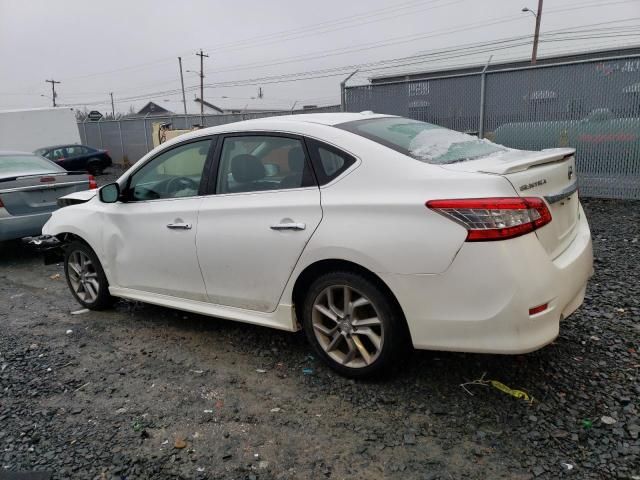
101, 137, 214, 301
196, 133, 322, 312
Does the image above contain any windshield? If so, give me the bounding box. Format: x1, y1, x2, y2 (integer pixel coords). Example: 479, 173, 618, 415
0, 154, 63, 176
337, 117, 506, 164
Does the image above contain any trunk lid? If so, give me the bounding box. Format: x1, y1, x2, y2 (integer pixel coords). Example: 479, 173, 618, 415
0, 172, 91, 216
443, 147, 580, 259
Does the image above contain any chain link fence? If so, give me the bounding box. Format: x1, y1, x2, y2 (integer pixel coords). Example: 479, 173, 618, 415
78, 105, 340, 166
345, 54, 640, 199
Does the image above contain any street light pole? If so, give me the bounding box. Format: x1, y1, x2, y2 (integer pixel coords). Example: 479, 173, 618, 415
526, 0, 544, 65
178, 57, 187, 117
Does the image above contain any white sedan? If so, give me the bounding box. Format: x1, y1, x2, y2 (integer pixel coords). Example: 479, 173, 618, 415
42, 113, 593, 377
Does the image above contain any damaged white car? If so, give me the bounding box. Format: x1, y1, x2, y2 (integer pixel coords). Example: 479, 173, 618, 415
40, 113, 593, 377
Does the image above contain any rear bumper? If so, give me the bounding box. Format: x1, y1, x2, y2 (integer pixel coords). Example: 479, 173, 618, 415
381, 204, 594, 354
0, 212, 51, 241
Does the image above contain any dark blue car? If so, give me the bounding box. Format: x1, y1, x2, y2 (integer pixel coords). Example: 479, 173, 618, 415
34, 144, 112, 175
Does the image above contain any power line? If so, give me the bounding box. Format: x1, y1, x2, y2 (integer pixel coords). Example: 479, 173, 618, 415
47, 17, 640, 107
62, 30, 640, 107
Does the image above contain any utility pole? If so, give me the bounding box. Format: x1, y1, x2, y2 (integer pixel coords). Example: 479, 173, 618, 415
196, 49, 209, 124
45, 79, 60, 107
531, 0, 543, 64
178, 57, 187, 116
110, 92, 115, 117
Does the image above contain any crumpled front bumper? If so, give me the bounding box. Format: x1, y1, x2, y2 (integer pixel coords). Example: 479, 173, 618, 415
23, 234, 65, 264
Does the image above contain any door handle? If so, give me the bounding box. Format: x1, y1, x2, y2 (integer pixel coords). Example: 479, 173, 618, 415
166, 223, 192, 230
270, 222, 306, 231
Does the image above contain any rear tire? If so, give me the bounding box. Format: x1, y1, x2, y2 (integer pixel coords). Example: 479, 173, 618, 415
301, 271, 407, 378
64, 241, 113, 310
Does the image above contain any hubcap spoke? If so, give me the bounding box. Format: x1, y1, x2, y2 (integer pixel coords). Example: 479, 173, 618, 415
351, 335, 372, 365
313, 323, 336, 336
343, 286, 351, 313
348, 296, 369, 315
342, 337, 357, 365
84, 281, 98, 301
68, 262, 81, 277
352, 316, 381, 327
325, 332, 343, 352
314, 304, 338, 322
327, 288, 343, 318
352, 327, 381, 350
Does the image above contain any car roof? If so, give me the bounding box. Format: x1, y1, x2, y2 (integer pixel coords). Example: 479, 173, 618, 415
142, 112, 399, 156
36, 144, 90, 150
260, 112, 393, 126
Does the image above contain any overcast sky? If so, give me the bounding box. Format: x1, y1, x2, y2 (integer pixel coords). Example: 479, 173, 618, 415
1, 0, 639, 114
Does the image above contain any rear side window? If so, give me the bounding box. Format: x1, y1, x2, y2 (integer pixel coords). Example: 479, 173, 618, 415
306, 139, 355, 185
337, 117, 506, 164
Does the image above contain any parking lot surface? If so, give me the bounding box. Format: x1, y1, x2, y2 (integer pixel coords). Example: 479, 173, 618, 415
1, 192, 638, 480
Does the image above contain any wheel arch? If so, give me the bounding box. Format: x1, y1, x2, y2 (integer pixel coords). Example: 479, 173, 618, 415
291, 258, 412, 342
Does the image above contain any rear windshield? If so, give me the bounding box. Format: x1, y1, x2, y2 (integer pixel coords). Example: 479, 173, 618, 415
0, 154, 63, 175
337, 117, 506, 164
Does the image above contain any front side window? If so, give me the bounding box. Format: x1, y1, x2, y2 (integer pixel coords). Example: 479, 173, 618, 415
337, 117, 506, 164
127, 139, 211, 201
216, 135, 315, 194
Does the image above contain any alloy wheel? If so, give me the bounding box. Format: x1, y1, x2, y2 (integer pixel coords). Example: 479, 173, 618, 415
311, 285, 384, 368
67, 250, 100, 303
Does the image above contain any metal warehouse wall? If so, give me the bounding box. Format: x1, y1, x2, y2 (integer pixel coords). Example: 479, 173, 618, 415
345, 54, 640, 199
77, 105, 341, 167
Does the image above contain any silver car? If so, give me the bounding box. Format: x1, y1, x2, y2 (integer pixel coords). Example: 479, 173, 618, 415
0, 151, 96, 241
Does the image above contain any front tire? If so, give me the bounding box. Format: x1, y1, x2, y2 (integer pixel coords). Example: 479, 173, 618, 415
64, 241, 113, 310
301, 271, 407, 378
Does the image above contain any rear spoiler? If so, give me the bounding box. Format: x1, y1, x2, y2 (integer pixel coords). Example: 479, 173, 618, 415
0, 170, 87, 183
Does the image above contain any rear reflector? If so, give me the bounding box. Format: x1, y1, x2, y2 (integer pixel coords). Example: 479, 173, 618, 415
426, 197, 552, 241
0, 196, 3, 208
88, 175, 98, 189
40, 176, 56, 183
529, 303, 548, 315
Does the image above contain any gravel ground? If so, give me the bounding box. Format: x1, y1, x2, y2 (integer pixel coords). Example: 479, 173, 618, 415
0, 198, 638, 480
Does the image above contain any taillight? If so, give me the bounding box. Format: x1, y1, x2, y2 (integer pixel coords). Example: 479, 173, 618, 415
0, 196, 3, 208
88, 175, 98, 189
426, 197, 552, 241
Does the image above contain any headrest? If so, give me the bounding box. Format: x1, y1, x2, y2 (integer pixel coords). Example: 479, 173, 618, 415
231, 154, 265, 183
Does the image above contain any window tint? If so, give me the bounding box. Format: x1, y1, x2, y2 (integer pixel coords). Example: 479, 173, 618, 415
318, 148, 345, 176
127, 139, 211, 201
216, 136, 315, 194
306, 139, 356, 185
65, 145, 84, 157
337, 117, 506, 164
49, 148, 66, 161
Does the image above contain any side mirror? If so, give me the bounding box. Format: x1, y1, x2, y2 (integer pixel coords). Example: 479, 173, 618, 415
99, 182, 120, 203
